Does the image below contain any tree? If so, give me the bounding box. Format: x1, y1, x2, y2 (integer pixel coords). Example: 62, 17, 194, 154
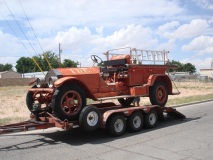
166, 60, 183, 72
0, 63, 13, 72
16, 51, 79, 73
166, 60, 196, 73
32, 51, 60, 71
183, 63, 196, 73
16, 57, 35, 73
63, 59, 78, 67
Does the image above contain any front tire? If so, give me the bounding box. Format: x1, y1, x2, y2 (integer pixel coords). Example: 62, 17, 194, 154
52, 84, 86, 120
26, 85, 37, 112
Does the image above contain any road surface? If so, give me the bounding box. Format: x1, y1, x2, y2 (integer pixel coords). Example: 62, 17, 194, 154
0, 101, 213, 160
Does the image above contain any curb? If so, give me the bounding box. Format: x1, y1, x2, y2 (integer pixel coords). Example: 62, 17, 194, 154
170, 99, 213, 108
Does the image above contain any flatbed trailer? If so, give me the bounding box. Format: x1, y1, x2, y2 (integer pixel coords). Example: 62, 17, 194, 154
0, 103, 185, 136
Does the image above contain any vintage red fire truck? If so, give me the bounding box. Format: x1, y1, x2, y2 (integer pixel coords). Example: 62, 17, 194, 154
26, 47, 178, 121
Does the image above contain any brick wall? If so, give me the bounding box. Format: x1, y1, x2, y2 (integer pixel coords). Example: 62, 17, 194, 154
0, 78, 36, 87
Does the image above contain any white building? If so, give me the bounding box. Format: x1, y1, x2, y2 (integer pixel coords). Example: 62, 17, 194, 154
200, 69, 213, 79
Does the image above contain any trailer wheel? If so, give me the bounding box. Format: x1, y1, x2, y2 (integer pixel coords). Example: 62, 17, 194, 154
144, 109, 158, 128
149, 81, 168, 107
118, 97, 134, 106
79, 106, 101, 132
127, 111, 143, 132
52, 84, 86, 120
107, 114, 126, 136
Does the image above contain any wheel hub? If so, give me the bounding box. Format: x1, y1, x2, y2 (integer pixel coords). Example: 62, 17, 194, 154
114, 119, 124, 132
62, 90, 82, 116
133, 116, 141, 128
87, 111, 98, 126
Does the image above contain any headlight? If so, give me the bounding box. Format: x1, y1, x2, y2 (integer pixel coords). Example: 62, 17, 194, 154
48, 77, 58, 88
36, 78, 45, 88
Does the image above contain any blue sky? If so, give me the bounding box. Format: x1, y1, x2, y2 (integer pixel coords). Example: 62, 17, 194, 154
0, 0, 212, 71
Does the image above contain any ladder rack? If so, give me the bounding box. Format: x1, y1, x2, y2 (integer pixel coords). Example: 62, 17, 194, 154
131, 48, 169, 64
104, 47, 169, 65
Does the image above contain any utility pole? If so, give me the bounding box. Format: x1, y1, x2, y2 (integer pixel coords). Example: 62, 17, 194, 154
59, 43, 62, 63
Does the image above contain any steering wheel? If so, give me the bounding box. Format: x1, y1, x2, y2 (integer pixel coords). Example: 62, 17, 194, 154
91, 55, 103, 65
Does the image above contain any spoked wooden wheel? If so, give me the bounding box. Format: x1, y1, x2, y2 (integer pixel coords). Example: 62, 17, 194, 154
52, 85, 86, 120
61, 90, 82, 116
26, 85, 51, 113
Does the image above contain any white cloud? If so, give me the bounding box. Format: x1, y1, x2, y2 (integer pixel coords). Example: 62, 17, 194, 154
0, 0, 184, 34
93, 24, 158, 49
37, 24, 160, 66
163, 19, 209, 40
0, 30, 28, 57
192, 0, 213, 10
182, 36, 213, 54
158, 21, 180, 35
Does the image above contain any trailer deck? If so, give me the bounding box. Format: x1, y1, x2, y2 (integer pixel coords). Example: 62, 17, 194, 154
0, 103, 185, 136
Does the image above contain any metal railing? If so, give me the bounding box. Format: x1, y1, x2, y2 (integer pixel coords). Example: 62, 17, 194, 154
103, 47, 169, 65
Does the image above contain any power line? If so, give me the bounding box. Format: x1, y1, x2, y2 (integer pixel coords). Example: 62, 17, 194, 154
2, 0, 40, 57
18, 0, 52, 69
1, 0, 47, 74
0, 11, 32, 56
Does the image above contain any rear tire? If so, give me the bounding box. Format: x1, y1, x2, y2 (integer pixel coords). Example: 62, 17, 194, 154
107, 114, 126, 136
118, 97, 134, 106
149, 82, 168, 107
79, 106, 101, 132
52, 84, 86, 120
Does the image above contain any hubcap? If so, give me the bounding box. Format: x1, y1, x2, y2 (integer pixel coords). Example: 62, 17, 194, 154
149, 113, 156, 125
61, 90, 82, 116
114, 119, 124, 133
87, 111, 99, 126
133, 116, 141, 128
156, 86, 166, 103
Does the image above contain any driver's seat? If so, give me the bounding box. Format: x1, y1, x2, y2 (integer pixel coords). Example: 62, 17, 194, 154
103, 54, 131, 67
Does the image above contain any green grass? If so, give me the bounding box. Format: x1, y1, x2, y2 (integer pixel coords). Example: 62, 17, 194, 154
167, 94, 213, 106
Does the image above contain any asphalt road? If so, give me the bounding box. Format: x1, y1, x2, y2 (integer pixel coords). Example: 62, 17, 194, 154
0, 101, 213, 160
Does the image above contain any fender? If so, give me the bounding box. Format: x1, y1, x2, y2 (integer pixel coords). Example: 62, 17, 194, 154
147, 74, 173, 94
54, 77, 78, 88
54, 77, 96, 99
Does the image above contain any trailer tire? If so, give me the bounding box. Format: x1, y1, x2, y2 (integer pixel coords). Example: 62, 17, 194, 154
52, 84, 86, 121
107, 114, 126, 136
79, 106, 101, 132
118, 97, 134, 106
149, 81, 168, 107
144, 109, 158, 128
127, 111, 143, 132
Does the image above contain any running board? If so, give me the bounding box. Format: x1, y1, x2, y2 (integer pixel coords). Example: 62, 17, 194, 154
97, 94, 148, 101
